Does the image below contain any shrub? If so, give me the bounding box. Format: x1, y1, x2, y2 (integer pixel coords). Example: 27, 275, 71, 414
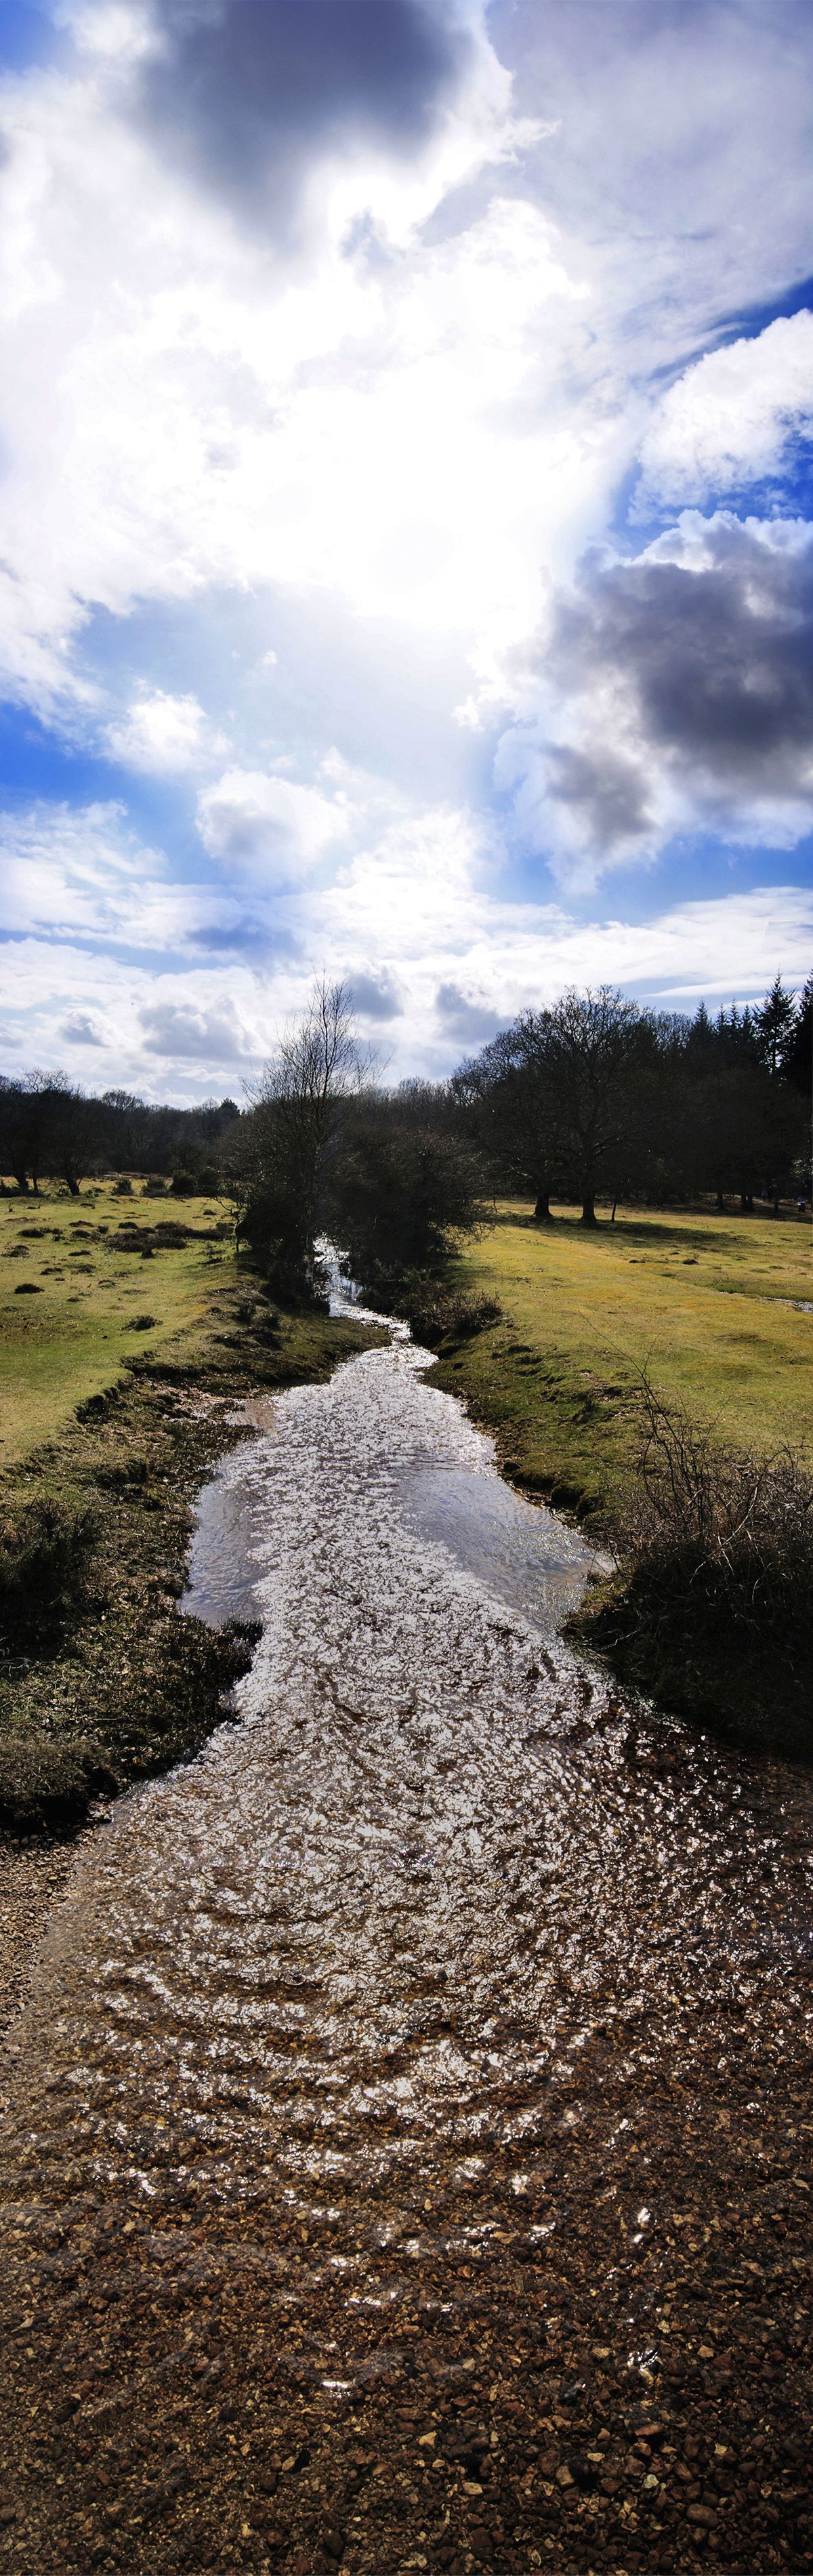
0, 1500, 98, 1641
333, 1125, 487, 1298
614, 1377, 813, 1651
395, 1284, 502, 1347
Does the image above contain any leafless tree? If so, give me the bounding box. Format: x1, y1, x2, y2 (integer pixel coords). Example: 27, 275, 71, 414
239, 977, 371, 1289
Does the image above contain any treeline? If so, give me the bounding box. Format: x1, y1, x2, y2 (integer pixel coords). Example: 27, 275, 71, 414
1, 974, 810, 1292
453, 973, 812, 1227
0, 1078, 240, 1196
232, 973, 812, 1302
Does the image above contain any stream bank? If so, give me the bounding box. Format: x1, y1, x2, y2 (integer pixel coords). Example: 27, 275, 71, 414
0, 1292, 385, 2032
0, 1317, 811, 2574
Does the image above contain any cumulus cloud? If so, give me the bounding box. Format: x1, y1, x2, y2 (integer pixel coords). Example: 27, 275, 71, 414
58, 1010, 106, 1045
104, 689, 217, 773
197, 768, 352, 881
138, 998, 247, 1061
503, 513, 813, 884
638, 310, 813, 508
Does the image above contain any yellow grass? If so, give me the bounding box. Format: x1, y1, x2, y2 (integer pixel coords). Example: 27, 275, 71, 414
0, 1181, 234, 1463
438, 1201, 813, 1523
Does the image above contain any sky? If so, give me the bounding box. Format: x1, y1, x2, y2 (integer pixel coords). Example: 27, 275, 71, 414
0, 0, 812, 1101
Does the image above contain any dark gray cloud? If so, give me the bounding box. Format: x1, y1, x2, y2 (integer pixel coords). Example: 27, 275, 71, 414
350, 969, 402, 1020
138, 0, 469, 224
545, 740, 653, 846
546, 518, 813, 848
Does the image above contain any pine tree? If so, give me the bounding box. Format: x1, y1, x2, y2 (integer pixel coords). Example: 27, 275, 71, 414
779, 973, 813, 1092
755, 974, 797, 1078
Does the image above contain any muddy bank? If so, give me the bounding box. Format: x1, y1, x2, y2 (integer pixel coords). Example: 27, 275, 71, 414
0, 1326, 811, 2573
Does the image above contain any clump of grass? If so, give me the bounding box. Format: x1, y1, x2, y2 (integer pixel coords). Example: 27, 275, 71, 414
0, 1499, 98, 1642
579, 1374, 813, 1751
396, 1283, 502, 1347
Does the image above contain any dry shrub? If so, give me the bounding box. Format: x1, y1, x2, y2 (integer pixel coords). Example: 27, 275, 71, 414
618, 1375, 813, 1650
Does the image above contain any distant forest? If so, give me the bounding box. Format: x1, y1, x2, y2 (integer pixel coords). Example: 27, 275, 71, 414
1, 975, 810, 1281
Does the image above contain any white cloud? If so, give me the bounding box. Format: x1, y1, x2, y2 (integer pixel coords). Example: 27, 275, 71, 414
138, 998, 247, 1063
58, 1010, 107, 1045
104, 688, 217, 773
1, 806, 810, 1094
0, 21, 563, 725
197, 767, 353, 881
0, 0, 812, 1052
638, 310, 813, 508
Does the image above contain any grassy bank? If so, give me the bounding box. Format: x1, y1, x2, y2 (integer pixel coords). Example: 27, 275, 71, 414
0, 1183, 385, 1833
429, 1200, 813, 1753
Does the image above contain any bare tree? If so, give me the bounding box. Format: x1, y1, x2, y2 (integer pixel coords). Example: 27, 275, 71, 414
238, 978, 369, 1290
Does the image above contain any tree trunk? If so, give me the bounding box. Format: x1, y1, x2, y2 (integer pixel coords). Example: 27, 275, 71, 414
715, 1187, 724, 1211
533, 1185, 552, 1223
581, 1192, 597, 1225
610, 1196, 618, 1223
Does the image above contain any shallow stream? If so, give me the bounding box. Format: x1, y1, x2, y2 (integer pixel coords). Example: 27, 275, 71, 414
1, 1315, 810, 2573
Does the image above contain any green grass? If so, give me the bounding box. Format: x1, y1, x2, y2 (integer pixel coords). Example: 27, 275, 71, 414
432, 1200, 813, 1753
0, 1181, 235, 1460
0, 1184, 387, 1831
433, 1199, 813, 1527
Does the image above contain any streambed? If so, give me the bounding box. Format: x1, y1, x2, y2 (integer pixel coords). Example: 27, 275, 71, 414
0, 1319, 810, 2574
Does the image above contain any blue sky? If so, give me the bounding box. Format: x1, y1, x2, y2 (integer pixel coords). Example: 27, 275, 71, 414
0, 0, 811, 1099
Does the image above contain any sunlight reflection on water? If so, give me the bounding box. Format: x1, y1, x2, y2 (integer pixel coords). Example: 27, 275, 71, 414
2, 1298, 809, 2436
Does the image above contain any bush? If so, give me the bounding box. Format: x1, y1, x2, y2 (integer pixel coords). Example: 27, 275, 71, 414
0, 1500, 98, 1641
395, 1284, 502, 1347
333, 1123, 486, 1296
580, 1375, 813, 1748
617, 1378, 813, 1648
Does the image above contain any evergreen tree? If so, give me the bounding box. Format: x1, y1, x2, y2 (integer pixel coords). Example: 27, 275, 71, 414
755, 974, 797, 1078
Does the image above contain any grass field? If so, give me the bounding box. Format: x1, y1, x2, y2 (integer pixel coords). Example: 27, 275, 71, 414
434, 1200, 813, 1526
0, 1181, 237, 1462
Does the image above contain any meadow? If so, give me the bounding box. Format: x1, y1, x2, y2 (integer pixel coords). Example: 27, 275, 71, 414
436, 1198, 812, 1524
0, 1180, 235, 1463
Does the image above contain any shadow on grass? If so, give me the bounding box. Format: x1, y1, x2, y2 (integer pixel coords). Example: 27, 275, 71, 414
489, 1203, 792, 1255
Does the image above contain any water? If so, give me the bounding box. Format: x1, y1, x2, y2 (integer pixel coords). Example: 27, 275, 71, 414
181, 1349, 600, 1639
1, 1317, 811, 2573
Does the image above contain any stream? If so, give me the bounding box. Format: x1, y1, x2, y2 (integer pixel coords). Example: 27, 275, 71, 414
0, 1313, 810, 2575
